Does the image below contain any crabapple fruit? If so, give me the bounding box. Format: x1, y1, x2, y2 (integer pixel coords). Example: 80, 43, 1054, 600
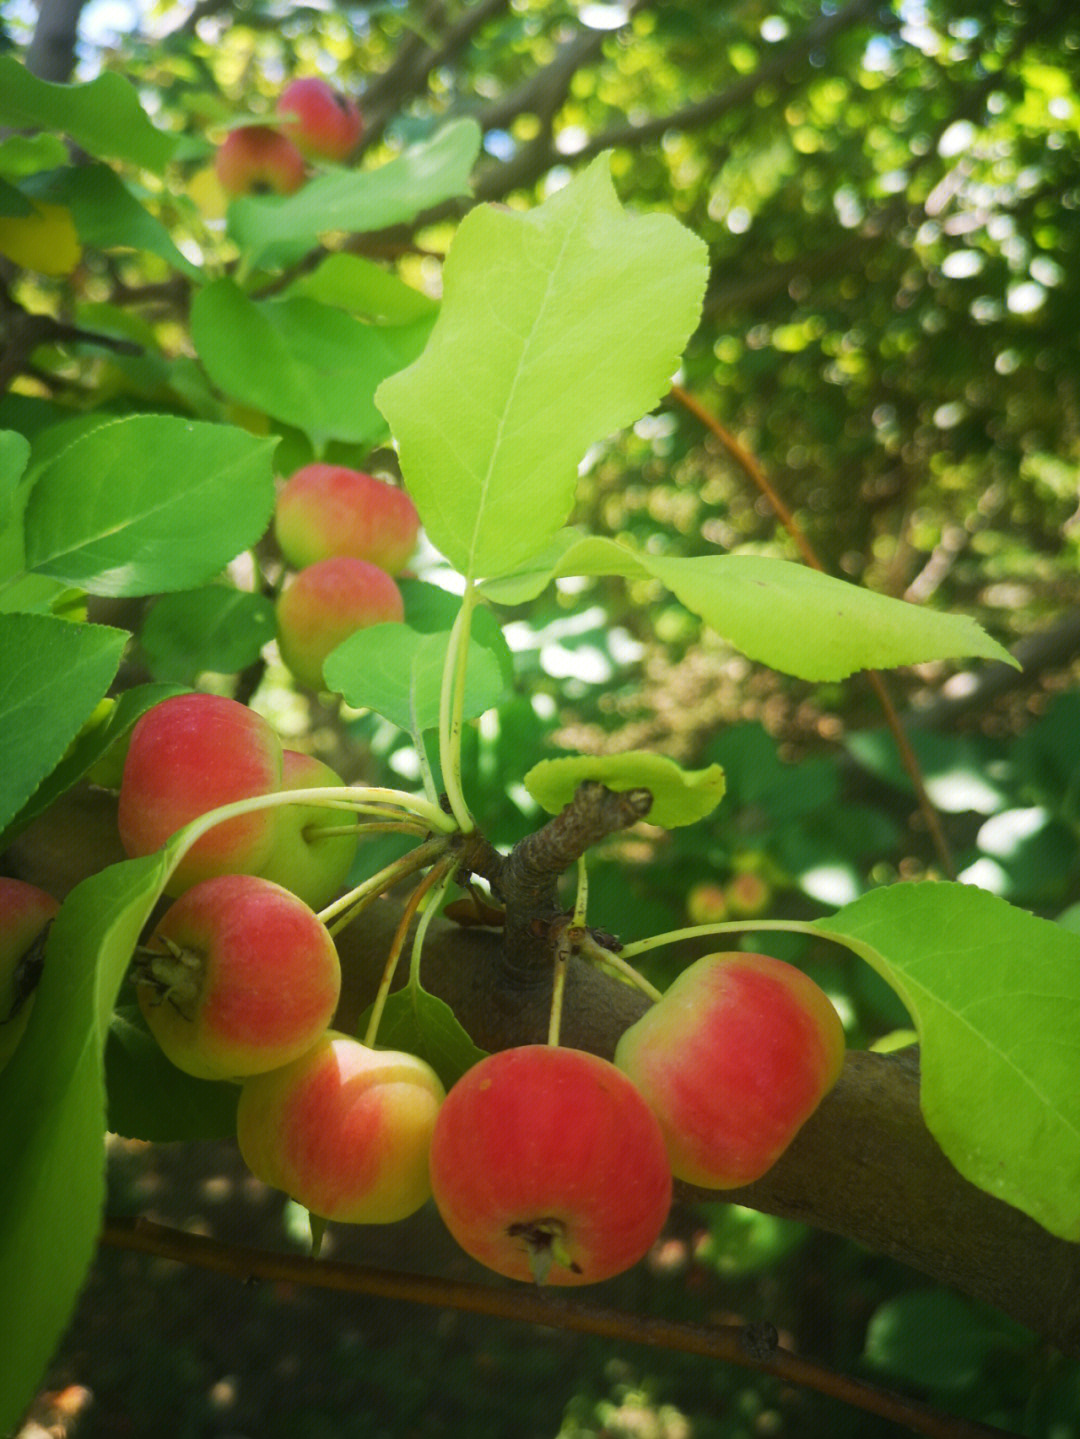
118, 692, 284, 896
0, 878, 59, 1072
276, 78, 363, 161
724, 870, 771, 918
275, 556, 405, 691
134, 873, 341, 1082
214, 126, 306, 196
256, 750, 359, 909
237, 1031, 445, 1223
274, 465, 420, 576
614, 952, 845, 1189
685, 881, 728, 926
429, 1045, 673, 1285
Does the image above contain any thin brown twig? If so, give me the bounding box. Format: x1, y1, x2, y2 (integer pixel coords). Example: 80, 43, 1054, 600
668, 383, 957, 878
99, 1216, 1025, 1439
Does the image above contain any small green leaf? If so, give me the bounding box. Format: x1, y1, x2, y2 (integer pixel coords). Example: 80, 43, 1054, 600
815, 882, 1080, 1240
524, 752, 725, 829
357, 982, 488, 1091
23, 416, 276, 595
0, 613, 127, 834
377, 154, 709, 580
864, 1289, 1030, 1391
191, 281, 434, 448
106, 1005, 240, 1142
284, 253, 439, 325
0, 853, 170, 1433
227, 119, 480, 269
140, 587, 276, 683
0, 429, 30, 528
0, 56, 176, 173
323, 606, 513, 734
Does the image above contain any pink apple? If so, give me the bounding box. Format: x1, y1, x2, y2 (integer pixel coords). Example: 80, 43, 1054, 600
237, 1031, 445, 1222
134, 873, 341, 1081
276, 77, 363, 161
614, 952, 845, 1189
0, 878, 59, 1071
274, 465, 420, 575
256, 750, 359, 909
685, 881, 728, 925
429, 1045, 673, 1285
214, 126, 306, 196
118, 692, 284, 896
275, 556, 405, 691
724, 870, 771, 918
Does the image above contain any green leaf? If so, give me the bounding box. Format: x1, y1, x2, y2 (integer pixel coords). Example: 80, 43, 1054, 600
356, 982, 488, 1092
0, 56, 176, 173
376, 154, 709, 580
323, 606, 513, 733
524, 752, 725, 829
0, 853, 170, 1434
23, 165, 201, 279
0, 681, 185, 847
22, 416, 276, 596
0, 428, 29, 528
106, 1005, 239, 1142
140, 587, 276, 683
0, 133, 70, 181
864, 1289, 1030, 1391
191, 281, 435, 448
815, 882, 1080, 1240
0, 613, 127, 834
227, 118, 480, 269
481, 533, 1015, 681
284, 252, 440, 325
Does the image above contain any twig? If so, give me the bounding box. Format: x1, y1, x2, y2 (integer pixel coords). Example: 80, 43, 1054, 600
99, 1216, 1027, 1439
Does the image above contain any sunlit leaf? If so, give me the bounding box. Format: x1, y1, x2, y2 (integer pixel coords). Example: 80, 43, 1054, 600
524, 752, 725, 828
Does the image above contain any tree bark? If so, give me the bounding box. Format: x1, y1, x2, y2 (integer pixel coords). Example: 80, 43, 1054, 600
25, 0, 89, 81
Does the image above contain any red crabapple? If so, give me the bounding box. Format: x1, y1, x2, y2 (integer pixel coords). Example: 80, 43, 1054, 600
685, 881, 728, 926
429, 1045, 673, 1285
237, 1031, 445, 1222
134, 873, 341, 1081
0, 878, 59, 1072
118, 693, 284, 896
275, 556, 405, 691
256, 750, 359, 910
724, 870, 771, 919
276, 78, 363, 161
614, 952, 845, 1189
214, 126, 306, 197
274, 465, 420, 576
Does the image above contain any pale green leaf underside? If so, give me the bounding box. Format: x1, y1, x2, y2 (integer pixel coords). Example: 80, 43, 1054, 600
524, 752, 725, 828
377, 154, 709, 580
481, 532, 1015, 681
815, 882, 1080, 1241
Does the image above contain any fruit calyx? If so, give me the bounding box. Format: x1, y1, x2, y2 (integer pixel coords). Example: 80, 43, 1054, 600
506, 1216, 582, 1284
132, 937, 203, 1020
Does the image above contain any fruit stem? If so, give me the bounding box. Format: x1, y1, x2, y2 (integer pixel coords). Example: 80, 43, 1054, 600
546, 924, 573, 1047
577, 932, 663, 1002
362, 855, 458, 1047
571, 854, 589, 928
317, 834, 452, 933
618, 918, 827, 961
438, 581, 478, 835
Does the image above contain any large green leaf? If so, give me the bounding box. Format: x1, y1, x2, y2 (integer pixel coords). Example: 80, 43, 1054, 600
227, 118, 480, 269
139, 587, 276, 684
376, 154, 709, 580
323, 606, 513, 734
0, 853, 170, 1433
106, 1005, 240, 1142
285, 253, 439, 325
481, 532, 1014, 681
355, 982, 488, 1092
0, 56, 176, 173
0, 614, 127, 834
20, 416, 276, 596
815, 882, 1080, 1240
191, 281, 435, 448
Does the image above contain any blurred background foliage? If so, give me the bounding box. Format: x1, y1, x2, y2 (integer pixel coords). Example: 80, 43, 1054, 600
7, 0, 1080, 1432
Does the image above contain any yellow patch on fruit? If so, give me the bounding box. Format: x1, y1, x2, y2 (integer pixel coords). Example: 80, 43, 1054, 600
187, 165, 228, 221
0, 202, 81, 276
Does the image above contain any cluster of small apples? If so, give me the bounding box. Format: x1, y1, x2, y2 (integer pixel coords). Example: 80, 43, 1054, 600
215, 77, 363, 199
685, 865, 774, 926
272, 463, 420, 691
